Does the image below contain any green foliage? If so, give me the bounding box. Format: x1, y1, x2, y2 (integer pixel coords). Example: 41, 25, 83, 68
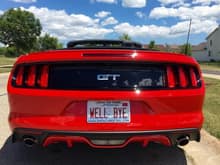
148, 40, 156, 49
5, 47, 19, 57
180, 43, 192, 56
0, 46, 6, 55
36, 33, 63, 51
119, 33, 132, 41
0, 8, 42, 56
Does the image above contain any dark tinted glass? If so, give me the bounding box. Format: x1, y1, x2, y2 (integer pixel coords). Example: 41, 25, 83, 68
49, 63, 166, 90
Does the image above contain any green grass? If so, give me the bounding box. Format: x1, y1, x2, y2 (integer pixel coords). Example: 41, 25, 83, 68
0, 55, 16, 66
0, 55, 16, 73
203, 78, 220, 139
199, 62, 220, 71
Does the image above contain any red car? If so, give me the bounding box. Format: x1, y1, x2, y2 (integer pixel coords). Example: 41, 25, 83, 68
7, 40, 205, 148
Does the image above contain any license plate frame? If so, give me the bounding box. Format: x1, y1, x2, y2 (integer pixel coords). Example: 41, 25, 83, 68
87, 101, 130, 123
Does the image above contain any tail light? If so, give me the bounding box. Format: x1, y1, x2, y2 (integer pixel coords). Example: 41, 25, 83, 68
166, 66, 175, 88
13, 64, 49, 88
166, 65, 201, 89
26, 66, 36, 87
37, 65, 49, 88
190, 68, 198, 87
15, 66, 24, 86
178, 67, 188, 88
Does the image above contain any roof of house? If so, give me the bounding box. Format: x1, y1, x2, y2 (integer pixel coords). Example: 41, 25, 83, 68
206, 25, 220, 40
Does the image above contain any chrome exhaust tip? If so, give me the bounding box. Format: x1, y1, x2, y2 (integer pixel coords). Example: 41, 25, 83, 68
177, 135, 189, 146
23, 137, 37, 147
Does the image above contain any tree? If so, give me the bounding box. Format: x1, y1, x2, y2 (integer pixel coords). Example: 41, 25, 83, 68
37, 34, 63, 51
148, 40, 156, 49
0, 8, 41, 56
180, 43, 192, 56
119, 33, 132, 41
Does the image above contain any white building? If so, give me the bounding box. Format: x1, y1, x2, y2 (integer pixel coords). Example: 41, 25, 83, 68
206, 25, 220, 61
192, 42, 208, 62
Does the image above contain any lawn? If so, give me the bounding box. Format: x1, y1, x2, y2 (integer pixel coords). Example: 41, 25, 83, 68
0, 55, 16, 73
199, 62, 220, 71
0, 55, 16, 66
203, 78, 220, 139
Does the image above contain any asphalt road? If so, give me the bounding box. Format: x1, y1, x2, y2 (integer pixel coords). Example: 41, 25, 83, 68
0, 73, 190, 165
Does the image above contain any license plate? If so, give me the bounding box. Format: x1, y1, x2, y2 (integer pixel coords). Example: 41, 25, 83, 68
87, 101, 130, 123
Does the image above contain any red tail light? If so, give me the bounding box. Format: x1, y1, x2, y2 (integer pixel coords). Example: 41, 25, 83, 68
26, 66, 36, 87
178, 67, 188, 88
166, 66, 175, 88
15, 66, 24, 86
38, 65, 49, 88
190, 68, 197, 87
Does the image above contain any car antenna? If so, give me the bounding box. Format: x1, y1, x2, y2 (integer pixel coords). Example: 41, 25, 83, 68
185, 18, 192, 55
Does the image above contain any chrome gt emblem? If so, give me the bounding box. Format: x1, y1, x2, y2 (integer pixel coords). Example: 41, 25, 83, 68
97, 74, 120, 81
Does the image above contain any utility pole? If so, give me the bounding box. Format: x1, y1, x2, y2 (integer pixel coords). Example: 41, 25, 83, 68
185, 18, 192, 55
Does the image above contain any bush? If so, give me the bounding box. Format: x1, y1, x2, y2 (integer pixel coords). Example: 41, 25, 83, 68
5, 47, 19, 57
0, 47, 6, 55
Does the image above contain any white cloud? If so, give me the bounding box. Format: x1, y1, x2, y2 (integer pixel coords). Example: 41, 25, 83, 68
122, 0, 147, 8
192, 0, 220, 5
95, 11, 111, 18
136, 11, 147, 19
12, 0, 36, 3
0, 10, 3, 15
22, 6, 113, 42
158, 0, 185, 5
101, 17, 118, 26
149, 5, 220, 21
114, 20, 218, 39
114, 23, 170, 38
92, 0, 117, 4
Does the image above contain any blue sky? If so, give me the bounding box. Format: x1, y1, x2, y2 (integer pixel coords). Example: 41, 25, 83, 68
1, 0, 220, 45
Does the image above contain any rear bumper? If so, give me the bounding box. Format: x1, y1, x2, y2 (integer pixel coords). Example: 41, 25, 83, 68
12, 128, 200, 148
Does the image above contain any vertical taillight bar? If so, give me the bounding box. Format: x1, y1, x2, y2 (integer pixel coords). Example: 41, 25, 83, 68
38, 65, 49, 88
26, 66, 36, 87
16, 66, 24, 86
190, 68, 197, 87
178, 67, 188, 88
167, 66, 175, 88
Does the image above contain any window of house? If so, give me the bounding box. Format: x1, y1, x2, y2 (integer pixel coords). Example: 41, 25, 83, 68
208, 50, 211, 56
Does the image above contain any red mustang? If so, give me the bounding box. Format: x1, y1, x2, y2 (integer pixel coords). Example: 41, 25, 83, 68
7, 40, 205, 148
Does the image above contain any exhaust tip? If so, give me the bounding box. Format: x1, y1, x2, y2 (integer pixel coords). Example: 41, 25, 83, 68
177, 135, 189, 146
23, 137, 37, 147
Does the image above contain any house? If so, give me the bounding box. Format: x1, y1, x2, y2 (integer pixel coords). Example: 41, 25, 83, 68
191, 42, 208, 61
206, 25, 220, 61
